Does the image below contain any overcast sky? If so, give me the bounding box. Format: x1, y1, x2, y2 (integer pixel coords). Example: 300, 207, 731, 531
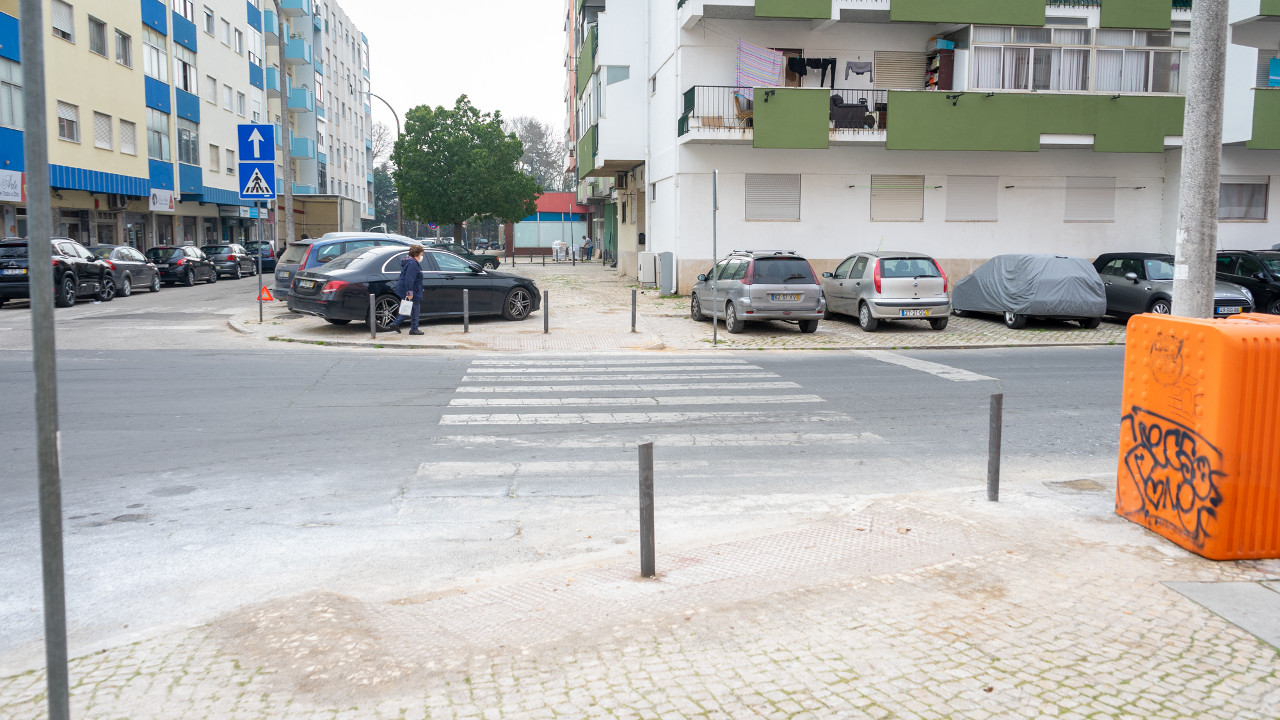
347, 0, 567, 140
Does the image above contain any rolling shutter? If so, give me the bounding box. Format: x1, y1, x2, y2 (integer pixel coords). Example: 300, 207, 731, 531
874, 51, 927, 89
871, 175, 924, 222
93, 112, 112, 149
745, 173, 801, 221
120, 120, 137, 155
1064, 177, 1115, 222
946, 176, 998, 221
51, 1, 73, 38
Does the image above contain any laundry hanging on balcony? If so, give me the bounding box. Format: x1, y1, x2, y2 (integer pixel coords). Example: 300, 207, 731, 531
736, 39, 783, 100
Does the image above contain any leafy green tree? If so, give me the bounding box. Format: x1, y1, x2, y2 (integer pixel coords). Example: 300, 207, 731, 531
393, 96, 540, 241
365, 162, 399, 231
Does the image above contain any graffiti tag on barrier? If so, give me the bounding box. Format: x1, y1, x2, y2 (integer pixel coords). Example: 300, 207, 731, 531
1119, 406, 1224, 548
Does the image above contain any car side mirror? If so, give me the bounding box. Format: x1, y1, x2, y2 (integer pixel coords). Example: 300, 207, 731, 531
697, 273, 707, 281
1124, 272, 1139, 283
1255, 272, 1269, 282
822, 272, 833, 278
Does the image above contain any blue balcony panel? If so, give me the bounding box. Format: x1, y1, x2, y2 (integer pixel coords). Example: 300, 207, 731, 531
246, 1, 262, 31
265, 66, 281, 96
249, 63, 264, 90
274, 123, 283, 145
149, 160, 174, 191
292, 183, 316, 194
50, 164, 150, 196
0, 13, 20, 62
288, 85, 315, 112
141, 0, 167, 35
366, 172, 374, 184
175, 88, 200, 123
316, 104, 325, 119
284, 36, 313, 65
314, 60, 323, 76
172, 12, 197, 51
281, 0, 311, 17
290, 136, 316, 159
317, 151, 326, 165
264, 9, 278, 35
313, 14, 321, 31
144, 77, 171, 113
0, 127, 23, 171
177, 163, 202, 195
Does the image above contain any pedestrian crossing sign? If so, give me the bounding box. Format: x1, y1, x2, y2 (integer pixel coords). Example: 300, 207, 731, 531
237, 161, 276, 200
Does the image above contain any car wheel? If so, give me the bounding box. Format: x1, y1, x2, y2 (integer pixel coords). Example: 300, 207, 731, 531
55, 275, 76, 307
373, 295, 400, 330
953, 308, 969, 317
798, 319, 819, 333
724, 302, 744, 334
233, 265, 242, 280
1079, 317, 1101, 329
1268, 298, 1280, 315
120, 276, 132, 297
184, 269, 196, 287
690, 292, 705, 321
502, 287, 533, 320
1003, 311, 1026, 329
1148, 299, 1171, 315
324, 318, 351, 325
858, 303, 879, 332
150, 273, 161, 292
483, 259, 498, 270
95, 276, 115, 302
929, 317, 949, 331
207, 268, 218, 284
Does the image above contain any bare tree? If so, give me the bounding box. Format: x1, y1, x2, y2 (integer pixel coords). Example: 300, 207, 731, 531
371, 122, 394, 167
504, 116, 569, 192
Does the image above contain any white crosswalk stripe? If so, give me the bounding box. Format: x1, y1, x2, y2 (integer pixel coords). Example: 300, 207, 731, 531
462, 372, 781, 382
465, 365, 766, 374
447, 394, 823, 408
439, 410, 849, 426
471, 358, 750, 367
456, 381, 802, 393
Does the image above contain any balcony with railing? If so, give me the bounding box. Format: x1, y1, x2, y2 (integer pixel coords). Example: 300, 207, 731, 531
680, 1, 1192, 29
679, 86, 888, 147
576, 24, 598, 98
266, 66, 282, 97
290, 135, 317, 159
285, 34, 313, 65
288, 83, 315, 112
280, 0, 311, 18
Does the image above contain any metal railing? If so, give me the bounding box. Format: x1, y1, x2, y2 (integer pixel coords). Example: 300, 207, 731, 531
677, 86, 889, 136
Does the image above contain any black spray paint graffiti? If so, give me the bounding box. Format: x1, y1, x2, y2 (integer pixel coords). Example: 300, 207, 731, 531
1119, 406, 1225, 548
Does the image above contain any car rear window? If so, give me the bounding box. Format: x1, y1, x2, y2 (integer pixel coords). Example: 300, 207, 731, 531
0, 243, 27, 258
880, 258, 940, 279
751, 257, 815, 284
146, 248, 183, 262
203, 246, 232, 256
278, 244, 310, 265
89, 247, 115, 259
322, 249, 383, 271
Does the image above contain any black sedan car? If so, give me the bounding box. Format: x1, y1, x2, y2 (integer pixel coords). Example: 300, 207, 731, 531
201, 243, 259, 279
1216, 250, 1280, 314
0, 237, 113, 307
287, 245, 539, 330
244, 241, 278, 272
89, 244, 161, 296
145, 246, 218, 286
434, 242, 500, 270
1094, 252, 1254, 318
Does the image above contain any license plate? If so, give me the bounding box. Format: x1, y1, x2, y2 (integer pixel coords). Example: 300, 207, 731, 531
299, 280, 315, 288
1217, 306, 1242, 315
1, 268, 25, 275
900, 308, 929, 317
770, 293, 801, 301
156, 264, 168, 269
279, 271, 290, 279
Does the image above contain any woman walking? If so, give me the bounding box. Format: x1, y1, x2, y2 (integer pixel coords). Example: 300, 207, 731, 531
392, 244, 425, 335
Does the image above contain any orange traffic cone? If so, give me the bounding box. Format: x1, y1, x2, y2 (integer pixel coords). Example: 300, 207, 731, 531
257, 286, 274, 302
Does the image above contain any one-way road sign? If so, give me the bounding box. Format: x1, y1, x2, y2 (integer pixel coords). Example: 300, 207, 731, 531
238, 123, 276, 162
237, 123, 277, 200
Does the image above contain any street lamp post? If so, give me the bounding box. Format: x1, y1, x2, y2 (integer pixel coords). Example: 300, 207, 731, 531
366, 91, 402, 236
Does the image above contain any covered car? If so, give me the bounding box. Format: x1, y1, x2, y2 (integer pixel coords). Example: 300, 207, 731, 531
952, 254, 1106, 329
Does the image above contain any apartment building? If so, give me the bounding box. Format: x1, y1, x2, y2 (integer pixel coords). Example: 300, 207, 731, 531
570, 0, 1280, 293
0, 0, 372, 250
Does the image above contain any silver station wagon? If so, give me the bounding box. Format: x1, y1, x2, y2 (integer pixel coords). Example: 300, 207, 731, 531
690, 250, 825, 333
821, 251, 951, 332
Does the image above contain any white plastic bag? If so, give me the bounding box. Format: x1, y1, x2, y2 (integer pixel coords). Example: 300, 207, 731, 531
398, 297, 414, 316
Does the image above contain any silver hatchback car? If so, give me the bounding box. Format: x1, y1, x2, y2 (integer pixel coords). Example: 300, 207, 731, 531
821, 251, 951, 331
690, 250, 826, 333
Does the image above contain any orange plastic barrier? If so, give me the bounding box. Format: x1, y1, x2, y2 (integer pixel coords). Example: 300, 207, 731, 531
1116, 313, 1280, 560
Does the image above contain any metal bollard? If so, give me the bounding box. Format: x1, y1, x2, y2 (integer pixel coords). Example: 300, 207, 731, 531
543, 289, 549, 334
639, 442, 655, 578
631, 288, 637, 333
463, 289, 469, 333
542, 253, 545, 266
368, 293, 377, 340
987, 393, 1003, 502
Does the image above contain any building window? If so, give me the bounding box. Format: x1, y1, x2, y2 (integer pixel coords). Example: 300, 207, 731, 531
220, 18, 230, 46
222, 83, 232, 111
203, 6, 214, 35
234, 29, 243, 55
143, 28, 168, 83
146, 108, 170, 161
92, 111, 112, 149
173, 45, 198, 94
120, 119, 137, 155
51, 0, 74, 42
56, 101, 79, 142
871, 175, 925, 222
236, 91, 246, 116
248, 27, 262, 66
88, 16, 107, 56
172, 0, 196, 24
1064, 177, 1116, 222
225, 148, 235, 173
208, 143, 219, 172
115, 30, 132, 67
1219, 177, 1268, 221
251, 97, 261, 122
177, 118, 199, 165
972, 26, 1188, 94
205, 74, 216, 102
946, 176, 998, 222
0, 59, 23, 130
745, 173, 801, 222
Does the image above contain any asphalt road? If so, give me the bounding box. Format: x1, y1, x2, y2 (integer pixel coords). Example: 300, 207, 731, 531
0, 281, 1127, 675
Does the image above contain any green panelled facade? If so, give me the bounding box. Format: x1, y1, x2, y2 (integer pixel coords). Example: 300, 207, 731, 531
577, 124, 598, 181
889, 0, 1045, 26
1263, 0, 1280, 16
1247, 90, 1280, 149
754, 0, 830, 19
884, 92, 1184, 153
577, 25, 597, 98
1099, 0, 1173, 30
752, 89, 831, 149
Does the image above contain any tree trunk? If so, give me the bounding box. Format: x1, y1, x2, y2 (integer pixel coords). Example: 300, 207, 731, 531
453, 221, 464, 244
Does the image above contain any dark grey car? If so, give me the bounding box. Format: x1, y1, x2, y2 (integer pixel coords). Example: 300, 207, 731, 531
88, 244, 161, 296
201, 244, 258, 279
1094, 252, 1253, 318
689, 250, 825, 333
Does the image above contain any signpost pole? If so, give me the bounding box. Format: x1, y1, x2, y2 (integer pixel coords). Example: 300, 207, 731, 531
257, 201, 264, 323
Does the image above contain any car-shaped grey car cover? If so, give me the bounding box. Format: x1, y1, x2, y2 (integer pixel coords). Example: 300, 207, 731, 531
952, 254, 1107, 318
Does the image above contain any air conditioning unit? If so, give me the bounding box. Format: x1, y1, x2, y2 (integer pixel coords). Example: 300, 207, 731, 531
637, 251, 657, 284
107, 194, 129, 211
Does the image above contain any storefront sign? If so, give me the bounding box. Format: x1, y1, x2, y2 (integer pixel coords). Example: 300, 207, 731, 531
0, 170, 25, 203
219, 206, 252, 218
149, 188, 175, 213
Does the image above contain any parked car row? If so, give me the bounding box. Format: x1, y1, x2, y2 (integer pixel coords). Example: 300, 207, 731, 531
688, 248, 1277, 333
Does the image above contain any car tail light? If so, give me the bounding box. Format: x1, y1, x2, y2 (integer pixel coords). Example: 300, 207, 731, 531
740, 260, 753, 285
320, 279, 349, 294
266, 248, 274, 258
51, 258, 59, 266
226, 254, 237, 261
103, 260, 116, 270
175, 258, 186, 266
298, 244, 313, 268
873, 260, 882, 293
933, 260, 948, 292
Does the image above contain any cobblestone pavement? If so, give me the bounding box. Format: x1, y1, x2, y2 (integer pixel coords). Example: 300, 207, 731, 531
230, 262, 1128, 351
4, 481, 1279, 719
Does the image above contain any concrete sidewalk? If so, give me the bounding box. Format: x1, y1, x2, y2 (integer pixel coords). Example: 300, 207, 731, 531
3, 478, 1278, 719
229, 261, 1128, 352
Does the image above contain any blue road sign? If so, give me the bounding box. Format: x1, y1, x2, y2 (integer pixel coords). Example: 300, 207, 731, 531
237, 124, 277, 200
238, 124, 275, 162
238, 162, 276, 200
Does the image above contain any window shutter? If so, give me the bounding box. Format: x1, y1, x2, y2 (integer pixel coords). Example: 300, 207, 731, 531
93, 112, 111, 149
1064, 177, 1115, 222
1222, 175, 1269, 185
874, 51, 927, 89
946, 176, 998, 221
871, 175, 925, 222
51, 1, 73, 37
120, 120, 136, 155
56, 101, 76, 121
745, 173, 801, 221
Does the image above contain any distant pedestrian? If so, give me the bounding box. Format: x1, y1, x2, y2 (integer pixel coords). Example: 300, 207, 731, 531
582, 235, 592, 260
392, 244, 425, 335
